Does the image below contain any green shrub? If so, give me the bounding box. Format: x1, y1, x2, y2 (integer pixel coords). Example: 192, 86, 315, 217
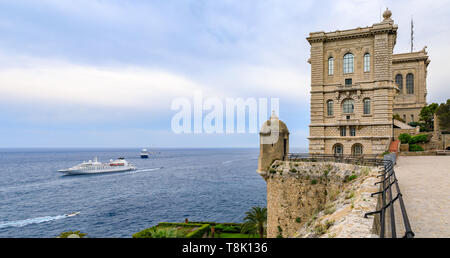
409, 134, 429, 144
57, 231, 87, 238
295, 217, 302, 223
409, 144, 424, 152
215, 224, 241, 233
133, 223, 209, 238
345, 175, 357, 182
311, 179, 318, 185
398, 133, 411, 144
186, 224, 210, 238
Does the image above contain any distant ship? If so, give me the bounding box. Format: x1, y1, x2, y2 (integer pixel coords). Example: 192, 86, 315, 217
140, 149, 149, 159
58, 157, 136, 175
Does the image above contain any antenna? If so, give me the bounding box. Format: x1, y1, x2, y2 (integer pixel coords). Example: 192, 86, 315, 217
411, 16, 414, 52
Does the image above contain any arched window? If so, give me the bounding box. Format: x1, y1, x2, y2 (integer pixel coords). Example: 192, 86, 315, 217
364, 53, 370, 72
328, 57, 334, 75
352, 144, 363, 156
363, 98, 371, 115
333, 143, 344, 155
327, 100, 334, 116
342, 99, 354, 113
406, 73, 414, 94
343, 53, 354, 74
395, 74, 403, 92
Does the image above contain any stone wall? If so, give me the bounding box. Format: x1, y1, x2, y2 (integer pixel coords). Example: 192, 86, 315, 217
265, 160, 380, 238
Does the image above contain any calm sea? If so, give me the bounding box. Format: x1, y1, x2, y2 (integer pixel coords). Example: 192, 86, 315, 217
0, 148, 271, 238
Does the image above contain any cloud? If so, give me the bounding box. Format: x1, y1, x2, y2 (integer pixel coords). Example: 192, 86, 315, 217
0, 57, 214, 110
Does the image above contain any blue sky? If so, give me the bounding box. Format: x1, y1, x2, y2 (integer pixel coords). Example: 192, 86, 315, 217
0, 0, 449, 148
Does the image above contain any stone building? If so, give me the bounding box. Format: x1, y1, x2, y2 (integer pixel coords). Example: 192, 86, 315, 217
307, 9, 429, 155
392, 48, 430, 124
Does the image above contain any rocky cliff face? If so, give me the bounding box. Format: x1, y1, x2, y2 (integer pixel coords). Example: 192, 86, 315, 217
265, 161, 380, 238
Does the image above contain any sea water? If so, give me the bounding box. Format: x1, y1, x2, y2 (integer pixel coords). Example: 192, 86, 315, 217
0, 148, 270, 238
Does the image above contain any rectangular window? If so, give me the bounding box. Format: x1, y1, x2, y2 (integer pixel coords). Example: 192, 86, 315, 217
411, 115, 414, 122
363, 99, 371, 114
327, 101, 333, 116
340, 127, 346, 137
364, 54, 370, 72
350, 126, 356, 136
345, 78, 352, 86
328, 58, 334, 75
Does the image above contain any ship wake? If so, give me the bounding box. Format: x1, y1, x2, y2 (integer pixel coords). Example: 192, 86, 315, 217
0, 213, 78, 229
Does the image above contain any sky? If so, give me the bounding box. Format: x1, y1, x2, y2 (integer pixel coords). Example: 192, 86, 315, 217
0, 0, 449, 148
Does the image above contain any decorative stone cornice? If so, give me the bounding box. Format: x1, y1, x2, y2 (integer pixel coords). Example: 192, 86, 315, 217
306, 23, 397, 44
392, 49, 430, 66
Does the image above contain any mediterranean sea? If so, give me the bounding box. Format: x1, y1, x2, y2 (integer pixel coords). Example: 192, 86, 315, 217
0, 148, 299, 238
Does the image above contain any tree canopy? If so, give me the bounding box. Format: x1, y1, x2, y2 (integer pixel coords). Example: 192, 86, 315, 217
419, 103, 439, 131
436, 99, 450, 133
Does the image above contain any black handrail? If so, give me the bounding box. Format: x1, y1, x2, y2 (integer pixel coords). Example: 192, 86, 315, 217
284, 153, 414, 238
364, 158, 414, 238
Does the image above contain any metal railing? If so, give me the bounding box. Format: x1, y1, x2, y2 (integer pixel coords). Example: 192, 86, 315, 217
364, 156, 414, 238
284, 153, 414, 238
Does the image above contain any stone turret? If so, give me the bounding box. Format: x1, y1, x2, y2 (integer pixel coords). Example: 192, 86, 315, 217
257, 112, 289, 179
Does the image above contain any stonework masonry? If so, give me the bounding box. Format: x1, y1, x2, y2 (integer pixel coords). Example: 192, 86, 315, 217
306, 9, 429, 155
264, 160, 380, 238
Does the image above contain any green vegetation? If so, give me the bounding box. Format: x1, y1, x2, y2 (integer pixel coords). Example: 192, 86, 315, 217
295, 217, 302, 223
419, 103, 439, 132
398, 133, 429, 147
436, 99, 450, 133
311, 179, 318, 185
344, 174, 357, 183
276, 226, 283, 238
409, 134, 429, 144
409, 144, 424, 152
314, 220, 334, 236
398, 133, 411, 144
241, 206, 267, 238
57, 231, 87, 238
132, 223, 209, 238
269, 168, 276, 174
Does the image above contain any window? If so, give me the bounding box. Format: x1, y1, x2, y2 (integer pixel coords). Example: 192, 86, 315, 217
403, 114, 406, 121
406, 73, 414, 94
364, 53, 370, 72
395, 74, 403, 91
328, 57, 334, 75
343, 53, 354, 74
411, 114, 414, 122
333, 144, 344, 155
350, 126, 356, 136
340, 127, 346, 136
342, 99, 354, 113
327, 100, 334, 116
352, 144, 363, 156
345, 78, 352, 86
363, 98, 371, 115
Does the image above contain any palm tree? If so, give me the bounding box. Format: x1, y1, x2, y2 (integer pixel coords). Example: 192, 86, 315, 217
241, 206, 267, 238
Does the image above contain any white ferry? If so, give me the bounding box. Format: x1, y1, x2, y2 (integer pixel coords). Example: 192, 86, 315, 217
140, 149, 149, 159
58, 157, 136, 175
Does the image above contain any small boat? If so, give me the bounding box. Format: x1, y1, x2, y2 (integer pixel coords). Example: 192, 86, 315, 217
66, 212, 80, 217
58, 157, 136, 175
140, 149, 149, 159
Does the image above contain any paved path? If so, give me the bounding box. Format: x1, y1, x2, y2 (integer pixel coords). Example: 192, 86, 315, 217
394, 156, 450, 238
